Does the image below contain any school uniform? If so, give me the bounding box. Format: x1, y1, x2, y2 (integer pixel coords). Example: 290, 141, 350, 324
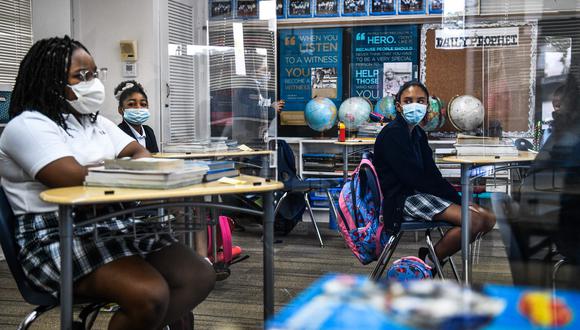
373, 113, 461, 233
0, 111, 174, 296
118, 120, 159, 153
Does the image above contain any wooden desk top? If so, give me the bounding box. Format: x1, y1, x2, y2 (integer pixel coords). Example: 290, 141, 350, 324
441, 151, 537, 164
40, 175, 283, 206
334, 138, 376, 146
152, 150, 273, 159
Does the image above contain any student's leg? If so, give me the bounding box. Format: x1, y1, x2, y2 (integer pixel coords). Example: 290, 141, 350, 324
73, 256, 170, 330
145, 243, 216, 325
432, 203, 496, 260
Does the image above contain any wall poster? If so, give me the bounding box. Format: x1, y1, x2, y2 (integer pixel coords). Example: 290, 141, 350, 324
399, 0, 425, 15
235, 0, 258, 18
350, 25, 419, 103
210, 0, 233, 19
342, 0, 368, 16
370, 0, 396, 15
279, 28, 343, 126
314, 0, 339, 17
288, 0, 313, 18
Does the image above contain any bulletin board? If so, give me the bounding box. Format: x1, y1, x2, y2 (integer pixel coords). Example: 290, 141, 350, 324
421, 21, 538, 137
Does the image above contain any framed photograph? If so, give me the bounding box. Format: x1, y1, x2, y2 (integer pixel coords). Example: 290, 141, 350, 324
311, 67, 338, 98
369, 0, 396, 15
210, 0, 233, 19
341, 0, 367, 16
314, 0, 339, 17
235, 0, 259, 18
277, 0, 286, 18
428, 0, 442, 14
287, 0, 313, 18
383, 62, 413, 97
399, 0, 425, 15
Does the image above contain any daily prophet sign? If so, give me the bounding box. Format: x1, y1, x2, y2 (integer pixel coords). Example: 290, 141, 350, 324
435, 27, 520, 49
351, 25, 419, 101
279, 28, 343, 112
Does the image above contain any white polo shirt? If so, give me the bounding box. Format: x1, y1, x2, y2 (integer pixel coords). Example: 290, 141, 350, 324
0, 111, 134, 215
127, 122, 147, 148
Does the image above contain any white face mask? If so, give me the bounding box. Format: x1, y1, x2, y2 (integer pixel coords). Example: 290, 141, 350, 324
66, 78, 105, 115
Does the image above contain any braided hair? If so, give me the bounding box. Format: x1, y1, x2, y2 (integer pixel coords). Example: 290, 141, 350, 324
114, 80, 148, 108
9, 36, 89, 130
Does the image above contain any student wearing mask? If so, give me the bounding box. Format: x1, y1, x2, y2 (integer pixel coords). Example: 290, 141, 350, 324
0, 36, 215, 330
115, 80, 159, 153
373, 81, 496, 273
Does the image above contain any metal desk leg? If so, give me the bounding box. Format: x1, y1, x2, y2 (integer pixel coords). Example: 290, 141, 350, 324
260, 153, 270, 178
211, 196, 219, 261
343, 145, 348, 182
185, 198, 194, 248
263, 191, 275, 320
59, 205, 73, 330
460, 163, 471, 286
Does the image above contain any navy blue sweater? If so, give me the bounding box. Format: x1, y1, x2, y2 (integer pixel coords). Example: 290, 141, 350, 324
373, 113, 460, 233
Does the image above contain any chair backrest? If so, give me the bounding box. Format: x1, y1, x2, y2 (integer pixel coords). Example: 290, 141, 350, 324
0, 187, 57, 306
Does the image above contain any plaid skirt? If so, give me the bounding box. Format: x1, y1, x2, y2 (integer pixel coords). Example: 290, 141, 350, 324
402, 193, 452, 222
15, 212, 177, 297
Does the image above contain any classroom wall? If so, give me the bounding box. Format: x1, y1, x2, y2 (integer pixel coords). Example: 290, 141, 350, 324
31, 0, 71, 41
72, 0, 162, 140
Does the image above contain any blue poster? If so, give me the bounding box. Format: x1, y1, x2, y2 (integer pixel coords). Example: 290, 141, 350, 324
279, 28, 343, 113
350, 25, 418, 102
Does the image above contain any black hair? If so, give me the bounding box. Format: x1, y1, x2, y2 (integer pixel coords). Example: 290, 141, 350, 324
395, 80, 430, 104
552, 75, 580, 135
114, 80, 148, 108
553, 84, 566, 99
9, 36, 90, 130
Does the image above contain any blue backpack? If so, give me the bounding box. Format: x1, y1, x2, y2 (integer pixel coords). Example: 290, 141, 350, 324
336, 153, 390, 265
385, 256, 433, 282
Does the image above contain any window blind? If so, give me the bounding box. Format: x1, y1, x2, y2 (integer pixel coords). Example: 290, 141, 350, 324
167, 0, 197, 142
0, 0, 32, 87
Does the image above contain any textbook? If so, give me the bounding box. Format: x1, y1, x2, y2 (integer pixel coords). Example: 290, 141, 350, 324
454, 143, 518, 156
187, 160, 235, 172
85, 165, 207, 189
204, 168, 240, 182
104, 157, 184, 171
456, 134, 501, 145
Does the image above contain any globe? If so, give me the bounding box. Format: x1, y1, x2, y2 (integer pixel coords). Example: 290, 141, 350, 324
448, 95, 484, 132
338, 97, 372, 130
420, 96, 446, 132
304, 97, 337, 132
374, 95, 397, 121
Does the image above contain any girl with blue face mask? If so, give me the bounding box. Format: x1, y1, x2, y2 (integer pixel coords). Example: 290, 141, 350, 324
373, 81, 496, 276
115, 80, 159, 153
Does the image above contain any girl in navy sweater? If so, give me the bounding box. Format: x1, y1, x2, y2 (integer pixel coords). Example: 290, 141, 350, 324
373, 81, 495, 270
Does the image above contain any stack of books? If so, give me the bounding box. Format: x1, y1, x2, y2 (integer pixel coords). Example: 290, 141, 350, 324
164, 137, 234, 153
357, 123, 384, 138
85, 158, 208, 189
454, 134, 518, 156
303, 153, 337, 172
187, 160, 239, 182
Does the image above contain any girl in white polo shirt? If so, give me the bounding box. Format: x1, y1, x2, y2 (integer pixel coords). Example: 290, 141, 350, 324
0, 36, 215, 330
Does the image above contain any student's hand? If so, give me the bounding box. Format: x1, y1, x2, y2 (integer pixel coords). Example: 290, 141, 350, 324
273, 100, 285, 114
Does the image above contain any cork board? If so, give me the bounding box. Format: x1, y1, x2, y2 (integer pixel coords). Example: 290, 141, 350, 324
421, 22, 537, 137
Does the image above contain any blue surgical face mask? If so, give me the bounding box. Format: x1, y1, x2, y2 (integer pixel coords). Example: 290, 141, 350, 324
123, 108, 150, 125
402, 103, 427, 126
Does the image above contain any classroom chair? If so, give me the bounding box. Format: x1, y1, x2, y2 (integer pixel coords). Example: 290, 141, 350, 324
491, 192, 576, 292
0, 187, 105, 329
369, 220, 461, 281
275, 139, 341, 247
